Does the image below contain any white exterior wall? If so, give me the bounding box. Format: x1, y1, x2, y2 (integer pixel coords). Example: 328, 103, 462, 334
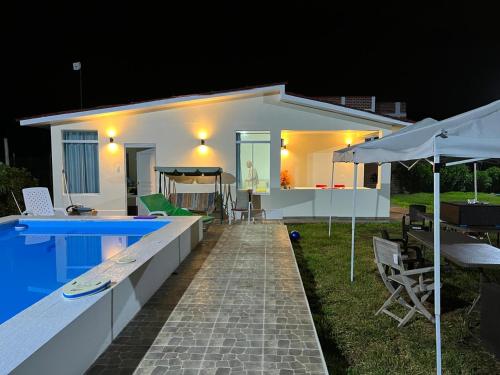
49, 93, 393, 217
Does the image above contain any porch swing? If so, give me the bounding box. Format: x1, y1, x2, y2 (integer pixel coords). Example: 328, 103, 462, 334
155, 167, 225, 222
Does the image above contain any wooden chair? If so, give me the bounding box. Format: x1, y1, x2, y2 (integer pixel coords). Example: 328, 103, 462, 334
402, 204, 430, 237
380, 229, 423, 268
373, 236, 435, 327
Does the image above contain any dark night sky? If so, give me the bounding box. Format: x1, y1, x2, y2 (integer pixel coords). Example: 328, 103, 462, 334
3, 1, 500, 183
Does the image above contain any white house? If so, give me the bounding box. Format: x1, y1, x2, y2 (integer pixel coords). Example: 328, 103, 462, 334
20, 84, 410, 218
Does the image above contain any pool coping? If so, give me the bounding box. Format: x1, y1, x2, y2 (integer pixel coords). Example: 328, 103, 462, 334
0, 215, 200, 375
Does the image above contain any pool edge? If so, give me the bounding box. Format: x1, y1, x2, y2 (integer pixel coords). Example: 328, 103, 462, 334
0, 215, 202, 375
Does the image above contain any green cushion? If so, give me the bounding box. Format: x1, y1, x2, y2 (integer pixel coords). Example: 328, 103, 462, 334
139, 194, 179, 215
140, 194, 214, 225
171, 207, 194, 216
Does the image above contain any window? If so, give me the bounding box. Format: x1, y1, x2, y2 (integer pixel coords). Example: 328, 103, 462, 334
280, 130, 380, 189
62, 131, 100, 193
236, 131, 270, 194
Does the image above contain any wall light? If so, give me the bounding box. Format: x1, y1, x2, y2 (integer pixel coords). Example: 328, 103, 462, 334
107, 142, 118, 153
198, 139, 208, 154
280, 138, 289, 157
198, 130, 208, 140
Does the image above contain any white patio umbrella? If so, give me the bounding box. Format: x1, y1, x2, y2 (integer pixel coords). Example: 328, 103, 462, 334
330, 99, 500, 375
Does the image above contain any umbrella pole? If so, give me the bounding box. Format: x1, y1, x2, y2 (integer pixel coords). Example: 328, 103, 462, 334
350, 163, 358, 282
474, 162, 478, 202
433, 151, 442, 375
328, 162, 335, 237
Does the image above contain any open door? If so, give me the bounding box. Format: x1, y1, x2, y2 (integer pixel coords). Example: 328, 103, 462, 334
136, 148, 156, 215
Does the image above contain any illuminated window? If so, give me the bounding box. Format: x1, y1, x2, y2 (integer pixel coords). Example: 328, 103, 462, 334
280, 130, 380, 189
62, 131, 100, 193
236, 131, 270, 194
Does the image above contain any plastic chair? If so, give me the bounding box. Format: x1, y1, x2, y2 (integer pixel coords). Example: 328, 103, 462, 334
22, 187, 65, 216
231, 190, 266, 223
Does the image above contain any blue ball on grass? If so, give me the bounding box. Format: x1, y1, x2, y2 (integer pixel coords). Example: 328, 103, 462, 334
289, 230, 301, 241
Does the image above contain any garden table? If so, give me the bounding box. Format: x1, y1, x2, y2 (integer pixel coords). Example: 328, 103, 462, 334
408, 230, 500, 313
415, 212, 500, 247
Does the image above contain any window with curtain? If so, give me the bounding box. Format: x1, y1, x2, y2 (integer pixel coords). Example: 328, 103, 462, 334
62, 130, 100, 193
236, 131, 270, 194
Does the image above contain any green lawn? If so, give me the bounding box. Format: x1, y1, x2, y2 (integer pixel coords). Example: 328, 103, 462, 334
392, 192, 500, 211
289, 222, 500, 374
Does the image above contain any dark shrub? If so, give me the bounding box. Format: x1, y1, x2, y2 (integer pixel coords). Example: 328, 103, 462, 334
487, 166, 500, 193
393, 162, 433, 193
476, 170, 493, 193
0, 164, 38, 216
441, 164, 473, 192
392, 162, 500, 194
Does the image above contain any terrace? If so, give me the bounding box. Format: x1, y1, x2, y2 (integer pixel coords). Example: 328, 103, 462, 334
88, 223, 328, 375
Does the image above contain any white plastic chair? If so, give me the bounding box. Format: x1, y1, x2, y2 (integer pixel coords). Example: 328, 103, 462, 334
230, 190, 266, 223
22, 187, 66, 216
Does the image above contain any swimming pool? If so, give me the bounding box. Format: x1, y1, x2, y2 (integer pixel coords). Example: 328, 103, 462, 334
0, 219, 169, 325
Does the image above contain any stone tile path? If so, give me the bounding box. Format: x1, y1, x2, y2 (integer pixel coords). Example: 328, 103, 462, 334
134, 224, 327, 375
86, 225, 225, 375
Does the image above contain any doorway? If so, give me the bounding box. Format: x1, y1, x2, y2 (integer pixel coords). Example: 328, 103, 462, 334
125, 145, 156, 215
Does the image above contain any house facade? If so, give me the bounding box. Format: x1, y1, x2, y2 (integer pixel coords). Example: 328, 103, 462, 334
20, 85, 410, 218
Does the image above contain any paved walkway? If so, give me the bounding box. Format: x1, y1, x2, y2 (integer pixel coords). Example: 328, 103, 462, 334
135, 223, 327, 375
87, 225, 225, 374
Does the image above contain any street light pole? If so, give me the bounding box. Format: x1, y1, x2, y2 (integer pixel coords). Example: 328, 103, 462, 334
73, 61, 83, 109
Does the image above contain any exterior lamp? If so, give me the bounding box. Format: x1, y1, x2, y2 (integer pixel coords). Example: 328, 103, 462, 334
107, 139, 118, 153
106, 128, 116, 143
280, 138, 289, 157
106, 128, 116, 149
198, 139, 208, 154
106, 129, 118, 152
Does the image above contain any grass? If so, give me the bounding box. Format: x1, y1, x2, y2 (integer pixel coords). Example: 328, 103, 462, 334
392, 192, 500, 211
289, 222, 500, 374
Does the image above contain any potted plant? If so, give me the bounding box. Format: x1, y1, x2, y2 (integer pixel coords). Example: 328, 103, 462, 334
280, 170, 291, 190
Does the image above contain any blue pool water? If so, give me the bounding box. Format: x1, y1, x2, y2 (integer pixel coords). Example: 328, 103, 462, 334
0, 219, 169, 325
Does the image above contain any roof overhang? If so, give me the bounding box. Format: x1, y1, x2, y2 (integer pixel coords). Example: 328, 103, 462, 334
19, 84, 412, 127
279, 93, 410, 127
19, 85, 285, 126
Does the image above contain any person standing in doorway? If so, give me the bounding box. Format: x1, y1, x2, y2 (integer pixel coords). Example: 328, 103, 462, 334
245, 160, 259, 190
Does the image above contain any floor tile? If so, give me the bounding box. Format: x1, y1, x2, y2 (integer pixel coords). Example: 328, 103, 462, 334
96, 224, 329, 375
